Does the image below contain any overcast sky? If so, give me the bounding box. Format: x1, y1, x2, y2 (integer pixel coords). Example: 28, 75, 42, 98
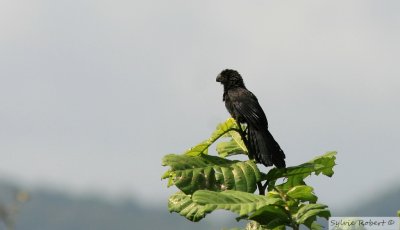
0, 0, 399, 211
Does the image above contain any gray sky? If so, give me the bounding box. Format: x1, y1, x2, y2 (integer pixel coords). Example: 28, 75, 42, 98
0, 0, 399, 211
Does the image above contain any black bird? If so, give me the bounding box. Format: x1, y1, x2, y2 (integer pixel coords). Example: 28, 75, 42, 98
216, 69, 286, 168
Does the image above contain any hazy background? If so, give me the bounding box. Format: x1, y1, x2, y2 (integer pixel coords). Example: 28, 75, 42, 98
0, 0, 399, 224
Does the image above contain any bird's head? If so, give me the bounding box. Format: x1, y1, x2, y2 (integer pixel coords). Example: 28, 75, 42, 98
216, 69, 245, 88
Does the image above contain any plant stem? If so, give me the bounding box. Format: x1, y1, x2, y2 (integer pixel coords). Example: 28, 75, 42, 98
257, 182, 265, 195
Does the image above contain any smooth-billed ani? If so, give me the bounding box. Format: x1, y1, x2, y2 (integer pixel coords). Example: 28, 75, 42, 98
216, 69, 286, 168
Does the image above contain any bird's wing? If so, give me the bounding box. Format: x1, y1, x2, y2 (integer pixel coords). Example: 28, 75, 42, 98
228, 88, 268, 129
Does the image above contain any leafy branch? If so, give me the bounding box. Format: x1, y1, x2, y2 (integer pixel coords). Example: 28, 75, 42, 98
162, 118, 337, 229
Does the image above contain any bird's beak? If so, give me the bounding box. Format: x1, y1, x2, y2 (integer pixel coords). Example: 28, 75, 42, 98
216, 74, 222, 82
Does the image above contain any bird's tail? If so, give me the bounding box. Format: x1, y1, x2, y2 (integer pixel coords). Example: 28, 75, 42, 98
248, 126, 286, 168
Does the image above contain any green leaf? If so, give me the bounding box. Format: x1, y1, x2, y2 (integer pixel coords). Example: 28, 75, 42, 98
397, 210, 400, 217
245, 221, 263, 230
168, 192, 209, 222
295, 203, 330, 224
217, 138, 245, 158
192, 190, 282, 217
162, 154, 261, 194
287, 185, 318, 203
249, 205, 290, 228
217, 129, 248, 158
185, 118, 240, 156
310, 221, 324, 230
245, 223, 285, 230
266, 151, 337, 189
244, 222, 285, 230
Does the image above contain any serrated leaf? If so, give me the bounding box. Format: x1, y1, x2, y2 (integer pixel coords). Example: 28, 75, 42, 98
217, 129, 248, 158
287, 185, 318, 203
295, 203, 330, 224
168, 192, 209, 222
216, 138, 246, 158
266, 151, 337, 190
192, 190, 282, 217
184, 140, 210, 156
266, 151, 336, 181
298, 209, 330, 224
249, 205, 290, 228
185, 118, 240, 156
162, 154, 261, 194
275, 175, 307, 192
